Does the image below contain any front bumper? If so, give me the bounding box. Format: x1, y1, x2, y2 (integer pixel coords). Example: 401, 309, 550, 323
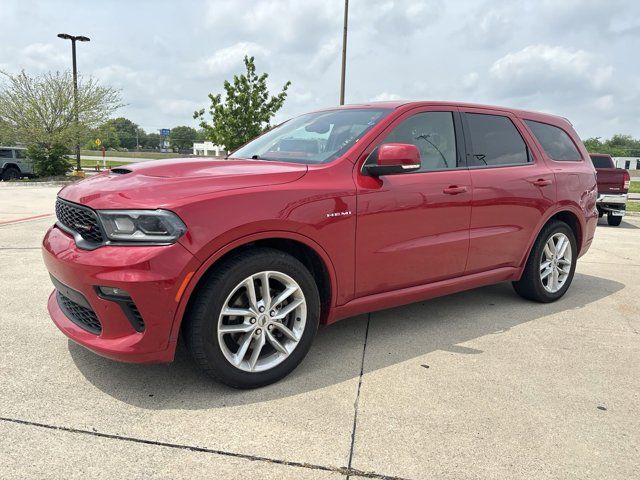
42, 224, 199, 363
596, 193, 627, 216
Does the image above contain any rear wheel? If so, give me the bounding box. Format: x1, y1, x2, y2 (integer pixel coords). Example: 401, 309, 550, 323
513, 220, 577, 303
1, 167, 20, 181
183, 247, 320, 388
607, 213, 622, 226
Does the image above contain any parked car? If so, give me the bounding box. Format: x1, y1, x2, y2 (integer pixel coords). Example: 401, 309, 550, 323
589, 153, 630, 226
1, 146, 33, 180
42, 101, 598, 388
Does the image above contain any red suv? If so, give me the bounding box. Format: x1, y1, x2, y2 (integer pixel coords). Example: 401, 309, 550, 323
42, 101, 598, 388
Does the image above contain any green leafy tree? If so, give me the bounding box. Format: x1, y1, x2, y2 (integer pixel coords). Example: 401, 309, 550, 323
194, 56, 291, 151
27, 143, 71, 177
0, 70, 122, 145
103, 117, 139, 150
583, 134, 640, 157
0, 70, 122, 175
143, 132, 161, 149
169, 125, 198, 150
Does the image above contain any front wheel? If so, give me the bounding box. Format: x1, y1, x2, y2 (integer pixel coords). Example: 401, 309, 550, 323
607, 213, 622, 226
183, 247, 320, 388
513, 220, 577, 303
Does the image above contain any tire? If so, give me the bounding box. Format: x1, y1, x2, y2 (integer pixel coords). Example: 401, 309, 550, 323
513, 220, 577, 303
607, 213, 622, 226
183, 247, 320, 388
1, 167, 20, 181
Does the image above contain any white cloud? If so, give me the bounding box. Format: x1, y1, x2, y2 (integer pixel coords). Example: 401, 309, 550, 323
202, 42, 270, 75
20, 43, 67, 71
489, 44, 614, 96
371, 92, 401, 102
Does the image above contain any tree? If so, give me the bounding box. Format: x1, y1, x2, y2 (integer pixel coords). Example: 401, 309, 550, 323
0, 70, 122, 147
583, 134, 640, 157
0, 70, 122, 175
104, 117, 139, 150
169, 125, 198, 150
194, 56, 291, 151
143, 132, 160, 150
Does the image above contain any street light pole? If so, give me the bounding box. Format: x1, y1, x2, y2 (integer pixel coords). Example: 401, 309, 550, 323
339, 0, 349, 105
57, 33, 90, 173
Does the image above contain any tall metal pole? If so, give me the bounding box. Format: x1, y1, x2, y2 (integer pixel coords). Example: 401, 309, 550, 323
58, 33, 90, 173
339, 0, 349, 105
70, 39, 81, 172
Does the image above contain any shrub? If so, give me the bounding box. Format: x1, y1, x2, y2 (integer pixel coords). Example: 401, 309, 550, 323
27, 143, 72, 177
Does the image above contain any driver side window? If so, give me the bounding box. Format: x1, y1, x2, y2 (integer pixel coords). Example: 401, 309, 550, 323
382, 111, 457, 172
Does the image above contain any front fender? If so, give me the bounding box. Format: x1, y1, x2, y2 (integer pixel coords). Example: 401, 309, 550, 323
168, 230, 339, 344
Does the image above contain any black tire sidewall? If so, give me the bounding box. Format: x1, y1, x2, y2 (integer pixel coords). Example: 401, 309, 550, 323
2, 168, 20, 181
607, 214, 622, 226
186, 249, 320, 388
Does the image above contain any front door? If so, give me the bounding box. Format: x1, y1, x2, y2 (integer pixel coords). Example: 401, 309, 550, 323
354, 108, 472, 297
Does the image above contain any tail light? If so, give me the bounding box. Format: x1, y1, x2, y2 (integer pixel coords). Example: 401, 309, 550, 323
623, 170, 630, 192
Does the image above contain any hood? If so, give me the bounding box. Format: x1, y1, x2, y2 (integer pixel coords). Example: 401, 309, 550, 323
58, 158, 308, 209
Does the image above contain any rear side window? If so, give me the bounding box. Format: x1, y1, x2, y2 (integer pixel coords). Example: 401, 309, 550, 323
14, 149, 26, 159
465, 113, 529, 167
525, 120, 582, 161
0, 149, 13, 158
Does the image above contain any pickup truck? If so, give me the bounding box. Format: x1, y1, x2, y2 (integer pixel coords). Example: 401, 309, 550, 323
589, 153, 630, 226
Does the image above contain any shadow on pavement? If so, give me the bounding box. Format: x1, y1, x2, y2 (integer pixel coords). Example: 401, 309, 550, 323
68, 273, 624, 409
597, 217, 639, 229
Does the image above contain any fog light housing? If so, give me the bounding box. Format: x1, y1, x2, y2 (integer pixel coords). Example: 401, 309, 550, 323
97, 286, 131, 299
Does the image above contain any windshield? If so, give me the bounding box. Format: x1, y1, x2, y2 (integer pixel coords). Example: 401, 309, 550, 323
231, 108, 391, 164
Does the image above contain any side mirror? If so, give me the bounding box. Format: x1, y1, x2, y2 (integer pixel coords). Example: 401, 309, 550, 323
364, 143, 421, 176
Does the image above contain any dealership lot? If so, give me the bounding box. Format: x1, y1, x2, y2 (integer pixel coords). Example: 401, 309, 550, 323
1, 183, 639, 480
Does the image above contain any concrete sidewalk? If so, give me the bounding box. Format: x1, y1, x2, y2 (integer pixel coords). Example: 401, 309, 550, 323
1, 185, 638, 479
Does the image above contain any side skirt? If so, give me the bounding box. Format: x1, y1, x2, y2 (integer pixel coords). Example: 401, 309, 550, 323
326, 267, 519, 324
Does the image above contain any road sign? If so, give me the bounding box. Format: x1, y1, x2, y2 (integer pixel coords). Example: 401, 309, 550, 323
95, 138, 101, 146
160, 129, 170, 137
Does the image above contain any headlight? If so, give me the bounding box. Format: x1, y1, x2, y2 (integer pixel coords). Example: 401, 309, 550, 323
97, 210, 186, 244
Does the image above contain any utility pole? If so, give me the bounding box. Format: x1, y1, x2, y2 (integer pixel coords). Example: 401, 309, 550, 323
57, 33, 90, 173
339, 0, 349, 105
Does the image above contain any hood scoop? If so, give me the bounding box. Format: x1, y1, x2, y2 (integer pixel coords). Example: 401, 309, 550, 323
110, 168, 132, 175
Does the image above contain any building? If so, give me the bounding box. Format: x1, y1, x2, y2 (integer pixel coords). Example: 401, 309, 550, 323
612, 157, 640, 170
192, 141, 226, 157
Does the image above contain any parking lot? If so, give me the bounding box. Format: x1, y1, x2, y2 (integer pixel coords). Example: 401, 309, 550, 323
1, 183, 638, 480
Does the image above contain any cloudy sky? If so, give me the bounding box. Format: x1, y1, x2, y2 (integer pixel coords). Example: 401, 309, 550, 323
2, 0, 639, 139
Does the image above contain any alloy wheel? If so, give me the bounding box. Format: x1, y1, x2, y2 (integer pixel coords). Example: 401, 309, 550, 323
539, 232, 572, 293
217, 270, 307, 372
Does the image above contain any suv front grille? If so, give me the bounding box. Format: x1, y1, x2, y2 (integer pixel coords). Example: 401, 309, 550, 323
55, 198, 104, 244
57, 291, 102, 335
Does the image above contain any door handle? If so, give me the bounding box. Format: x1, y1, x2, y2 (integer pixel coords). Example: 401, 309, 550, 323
443, 185, 468, 195
532, 178, 553, 187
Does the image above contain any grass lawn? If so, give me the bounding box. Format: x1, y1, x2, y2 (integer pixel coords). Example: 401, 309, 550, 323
80, 150, 179, 160
67, 159, 129, 168
627, 201, 640, 213
629, 181, 640, 194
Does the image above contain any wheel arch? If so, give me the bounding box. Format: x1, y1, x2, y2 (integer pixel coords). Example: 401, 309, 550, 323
170, 231, 337, 344
1, 162, 20, 172
518, 207, 584, 276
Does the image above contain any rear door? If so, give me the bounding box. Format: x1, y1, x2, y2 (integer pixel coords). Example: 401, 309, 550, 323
461, 108, 555, 274
354, 107, 472, 297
